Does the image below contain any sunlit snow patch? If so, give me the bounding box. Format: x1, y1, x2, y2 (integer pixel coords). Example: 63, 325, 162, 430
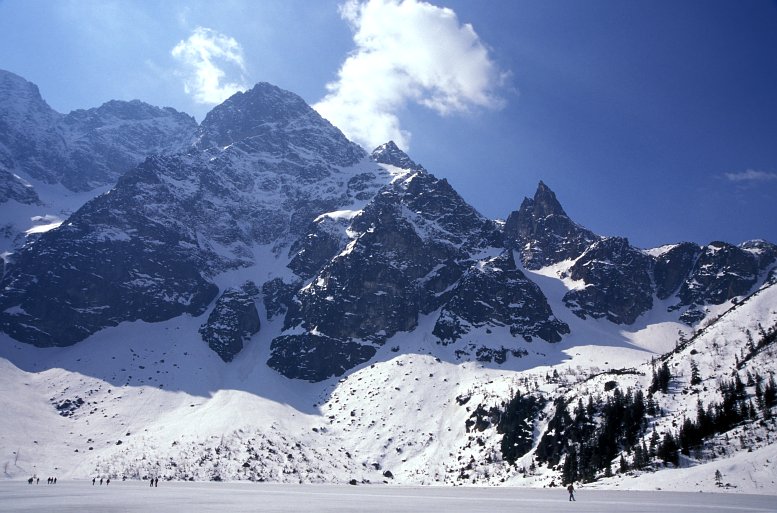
25, 214, 63, 235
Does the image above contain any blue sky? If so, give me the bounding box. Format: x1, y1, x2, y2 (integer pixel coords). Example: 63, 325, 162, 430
1, 0, 775, 248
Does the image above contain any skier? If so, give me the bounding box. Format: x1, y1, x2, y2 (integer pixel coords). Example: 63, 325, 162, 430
567, 483, 576, 501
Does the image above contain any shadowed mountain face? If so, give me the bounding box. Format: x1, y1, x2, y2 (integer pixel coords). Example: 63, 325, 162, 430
0, 69, 198, 196
1, 73, 775, 382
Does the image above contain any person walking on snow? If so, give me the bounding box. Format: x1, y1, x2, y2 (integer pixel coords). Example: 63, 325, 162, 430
567, 483, 576, 501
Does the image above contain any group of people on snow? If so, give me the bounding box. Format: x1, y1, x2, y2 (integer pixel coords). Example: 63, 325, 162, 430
26, 476, 57, 484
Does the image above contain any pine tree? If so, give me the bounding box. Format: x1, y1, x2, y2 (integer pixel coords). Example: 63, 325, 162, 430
658, 432, 679, 466
562, 445, 578, 485
690, 360, 702, 386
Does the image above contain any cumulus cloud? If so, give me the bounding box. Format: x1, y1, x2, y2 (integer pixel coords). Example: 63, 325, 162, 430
724, 169, 777, 183
171, 27, 248, 105
314, 0, 505, 150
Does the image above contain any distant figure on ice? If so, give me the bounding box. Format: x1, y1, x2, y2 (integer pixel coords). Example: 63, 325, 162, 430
36, 477, 39, 484
27, 477, 33, 484
54, 477, 57, 484
150, 478, 154, 487
106, 478, 110, 485
92, 477, 96, 485
567, 483, 576, 501
100, 478, 103, 485
155, 477, 159, 487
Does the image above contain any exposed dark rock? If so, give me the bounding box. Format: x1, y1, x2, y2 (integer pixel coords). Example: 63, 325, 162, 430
267, 333, 376, 382
676, 241, 767, 310
288, 213, 352, 278
504, 181, 598, 269
475, 346, 529, 364
0, 168, 40, 205
433, 251, 569, 344
654, 243, 702, 299
281, 170, 499, 340
196, 82, 364, 168
562, 237, 654, 324
371, 141, 423, 170
262, 278, 300, 321
199, 282, 261, 362
0, 180, 220, 346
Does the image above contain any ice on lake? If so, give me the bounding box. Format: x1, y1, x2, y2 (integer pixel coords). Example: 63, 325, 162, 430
1, 481, 775, 513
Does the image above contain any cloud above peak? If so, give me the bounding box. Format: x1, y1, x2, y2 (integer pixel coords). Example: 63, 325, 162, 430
171, 27, 248, 105
314, 0, 506, 150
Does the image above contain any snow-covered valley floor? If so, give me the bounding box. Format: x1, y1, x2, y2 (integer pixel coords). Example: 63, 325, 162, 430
2, 481, 775, 513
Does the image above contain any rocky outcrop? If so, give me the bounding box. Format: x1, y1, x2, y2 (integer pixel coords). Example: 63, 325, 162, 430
675, 241, 777, 311
0, 169, 40, 205
562, 237, 654, 325
269, 148, 504, 380
199, 282, 260, 362
267, 334, 376, 381
433, 251, 569, 344
262, 278, 300, 321
654, 243, 702, 299
504, 181, 598, 269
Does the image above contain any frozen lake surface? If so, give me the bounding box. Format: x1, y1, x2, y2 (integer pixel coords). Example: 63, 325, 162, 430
1, 481, 775, 513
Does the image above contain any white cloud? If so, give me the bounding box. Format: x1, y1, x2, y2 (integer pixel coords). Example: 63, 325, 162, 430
724, 169, 777, 183
171, 27, 248, 105
314, 0, 505, 151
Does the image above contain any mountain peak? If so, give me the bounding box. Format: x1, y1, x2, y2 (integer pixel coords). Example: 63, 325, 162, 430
371, 141, 422, 170
196, 82, 365, 167
198, 82, 310, 146
504, 181, 598, 269
530, 181, 567, 219
0, 68, 59, 125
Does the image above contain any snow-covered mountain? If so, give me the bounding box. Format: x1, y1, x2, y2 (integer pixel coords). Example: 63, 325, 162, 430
0, 71, 775, 493
0, 69, 198, 259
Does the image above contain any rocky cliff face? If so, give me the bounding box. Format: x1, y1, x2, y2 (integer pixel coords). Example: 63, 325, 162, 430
199, 282, 261, 362
267, 147, 574, 381
503, 181, 598, 269
562, 237, 654, 325
270, 150, 501, 380
433, 251, 569, 344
